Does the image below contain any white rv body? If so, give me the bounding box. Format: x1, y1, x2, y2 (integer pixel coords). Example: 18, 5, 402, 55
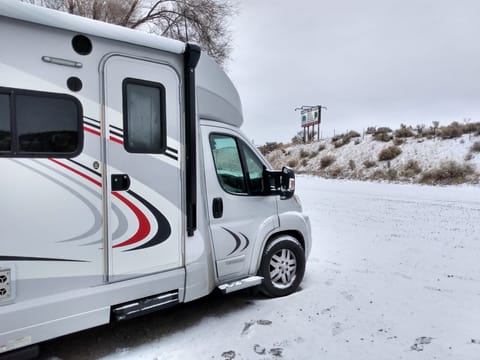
0, 2, 311, 356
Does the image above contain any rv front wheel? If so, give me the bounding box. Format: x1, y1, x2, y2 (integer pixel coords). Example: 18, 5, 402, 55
259, 235, 305, 297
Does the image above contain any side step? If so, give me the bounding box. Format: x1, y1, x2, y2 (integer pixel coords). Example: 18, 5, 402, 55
111, 290, 179, 321
218, 276, 263, 294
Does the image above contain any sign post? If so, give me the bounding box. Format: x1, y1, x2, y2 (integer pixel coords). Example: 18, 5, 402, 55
296, 105, 326, 142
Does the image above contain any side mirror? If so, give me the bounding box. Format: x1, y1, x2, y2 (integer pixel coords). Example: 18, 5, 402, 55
280, 166, 295, 199
263, 166, 295, 200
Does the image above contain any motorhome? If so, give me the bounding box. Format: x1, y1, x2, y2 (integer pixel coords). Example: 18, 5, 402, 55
0, 2, 311, 357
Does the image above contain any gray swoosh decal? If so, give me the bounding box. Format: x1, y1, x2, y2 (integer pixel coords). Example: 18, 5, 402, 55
37, 159, 130, 244
222, 227, 242, 256
27, 159, 104, 243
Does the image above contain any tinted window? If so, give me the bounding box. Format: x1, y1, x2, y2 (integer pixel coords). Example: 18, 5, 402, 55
210, 134, 247, 194
16, 95, 80, 153
241, 143, 265, 194
0, 88, 82, 157
0, 94, 11, 151
124, 80, 166, 153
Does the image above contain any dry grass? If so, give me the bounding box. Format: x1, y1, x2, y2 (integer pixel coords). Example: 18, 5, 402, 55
471, 141, 480, 153
320, 155, 336, 169
420, 161, 476, 185
378, 146, 402, 161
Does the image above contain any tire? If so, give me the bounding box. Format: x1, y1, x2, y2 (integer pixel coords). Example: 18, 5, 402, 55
258, 235, 306, 297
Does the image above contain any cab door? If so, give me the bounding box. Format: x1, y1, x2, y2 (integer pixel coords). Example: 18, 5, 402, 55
102, 55, 183, 281
201, 123, 279, 281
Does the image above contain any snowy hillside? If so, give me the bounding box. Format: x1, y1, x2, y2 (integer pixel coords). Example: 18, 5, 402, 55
264, 125, 480, 185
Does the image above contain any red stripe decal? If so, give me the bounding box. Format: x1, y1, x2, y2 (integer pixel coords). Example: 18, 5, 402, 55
84, 126, 101, 136
110, 136, 124, 145
48, 158, 102, 187
49, 156, 149, 248
112, 192, 151, 248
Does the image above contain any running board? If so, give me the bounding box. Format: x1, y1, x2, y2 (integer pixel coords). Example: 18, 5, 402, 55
218, 276, 263, 294
111, 290, 179, 321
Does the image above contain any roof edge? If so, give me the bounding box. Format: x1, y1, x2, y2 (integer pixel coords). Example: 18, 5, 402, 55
0, 1, 186, 55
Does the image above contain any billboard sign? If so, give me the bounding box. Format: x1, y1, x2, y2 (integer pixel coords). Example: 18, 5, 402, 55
301, 106, 320, 128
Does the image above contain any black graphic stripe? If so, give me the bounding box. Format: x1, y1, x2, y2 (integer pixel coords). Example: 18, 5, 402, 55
164, 152, 178, 161
84, 116, 100, 124
110, 124, 123, 132
125, 190, 171, 251
0, 256, 88, 262
84, 121, 101, 130
222, 227, 242, 256
239, 232, 250, 252
167, 147, 178, 154
110, 129, 124, 138
67, 159, 102, 177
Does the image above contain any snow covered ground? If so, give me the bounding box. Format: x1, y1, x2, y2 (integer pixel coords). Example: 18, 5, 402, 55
42, 176, 480, 360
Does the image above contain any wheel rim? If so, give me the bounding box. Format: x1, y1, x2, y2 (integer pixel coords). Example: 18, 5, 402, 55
269, 248, 297, 289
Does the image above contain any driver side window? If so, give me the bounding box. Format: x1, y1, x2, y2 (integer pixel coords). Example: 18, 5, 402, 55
209, 133, 266, 195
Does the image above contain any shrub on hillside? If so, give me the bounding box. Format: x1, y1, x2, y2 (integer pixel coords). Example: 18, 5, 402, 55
378, 146, 402, 161
420, 161, 475, 185
320, 155, 335, 169
463, 122, 480, 134
471, 141, 480, 153
317, 144, 326, 152
299, 149, 310, 158
373, 127, 392, 142
366, 127, 376, 134
334, 139, 348, 148
287, 159, 298, 168
328, 166, 344, 178
438, 122, 463, 139
369, 169, 398, 181
258, 142, 283, 155
401, 160, 422, 178
395, 125, 414, 138
331, 131, 360, 148
363, 159, 377, 168
348, 159, 356, 171
347, 130, 361, 138
394, 138, 405, 146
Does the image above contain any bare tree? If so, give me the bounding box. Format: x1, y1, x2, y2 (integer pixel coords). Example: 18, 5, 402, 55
24, 0, 236, 65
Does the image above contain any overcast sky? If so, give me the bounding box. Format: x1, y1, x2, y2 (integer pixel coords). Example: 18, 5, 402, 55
228, 0, 480, 145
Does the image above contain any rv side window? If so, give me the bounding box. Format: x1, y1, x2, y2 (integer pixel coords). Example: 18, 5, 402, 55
0, 94, 11, 152
123, 79, 166, 154
209, 134, 247, 194
0, 87, 83, 157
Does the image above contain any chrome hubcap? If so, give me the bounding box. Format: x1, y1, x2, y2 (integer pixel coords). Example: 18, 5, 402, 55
269, 248, 297, 289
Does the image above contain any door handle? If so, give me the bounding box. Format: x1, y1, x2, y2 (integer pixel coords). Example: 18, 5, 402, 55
111, 174, 130, 191
212, 197, 223, 219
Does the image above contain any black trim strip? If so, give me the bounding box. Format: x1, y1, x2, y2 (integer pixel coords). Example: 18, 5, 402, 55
184, 43, 201, 237
0, 256, 88, 262
164, 152, 178, 161
109, 129, 124, 138
109, 124, 123, 132
84, 116, 100, 124
167, 146, 178, 154
222, 227, 242, 256
125, 190, 171, 251
67, 158, 102, 177
84, 120, 101, 130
